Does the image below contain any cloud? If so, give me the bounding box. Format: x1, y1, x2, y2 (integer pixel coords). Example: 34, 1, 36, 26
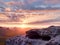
27, 17, 60, 25
25, 0, 37, 4
0, 9, 60, 24
0, 0, 60, 26
0, 0, 60, 10
0, 13, 25, 23
44, 0, 60, 4
5, 1, 25, 6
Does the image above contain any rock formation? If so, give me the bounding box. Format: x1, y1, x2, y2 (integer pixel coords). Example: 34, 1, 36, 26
6, 26, 60, 45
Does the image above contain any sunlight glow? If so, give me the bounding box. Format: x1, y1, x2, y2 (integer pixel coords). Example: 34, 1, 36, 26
19, 24, 29, 28
19, 19, 30, 28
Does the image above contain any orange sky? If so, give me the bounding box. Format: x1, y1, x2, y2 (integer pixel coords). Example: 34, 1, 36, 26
0, 10, 60, 28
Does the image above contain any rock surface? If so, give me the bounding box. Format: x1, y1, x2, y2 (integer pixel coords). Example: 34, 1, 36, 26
6, 26, 60, 45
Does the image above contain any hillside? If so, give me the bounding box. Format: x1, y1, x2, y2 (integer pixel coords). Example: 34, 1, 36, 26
6, 26, 60, 45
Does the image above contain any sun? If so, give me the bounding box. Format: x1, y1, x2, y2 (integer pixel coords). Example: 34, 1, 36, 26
19, 19, 28, 28
20, 24, 29, 28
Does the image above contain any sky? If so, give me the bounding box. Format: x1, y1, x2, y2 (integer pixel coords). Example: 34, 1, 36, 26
0, 0, 60, 28
0, 0, 60, 9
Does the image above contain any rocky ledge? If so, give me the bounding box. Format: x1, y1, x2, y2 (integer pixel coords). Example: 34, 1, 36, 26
6, 26, 60, 45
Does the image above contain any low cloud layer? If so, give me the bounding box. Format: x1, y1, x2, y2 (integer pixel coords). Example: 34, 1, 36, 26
0, 10, 60, 27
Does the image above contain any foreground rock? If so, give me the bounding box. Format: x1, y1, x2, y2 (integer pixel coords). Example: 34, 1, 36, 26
6, 26, 60, 45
